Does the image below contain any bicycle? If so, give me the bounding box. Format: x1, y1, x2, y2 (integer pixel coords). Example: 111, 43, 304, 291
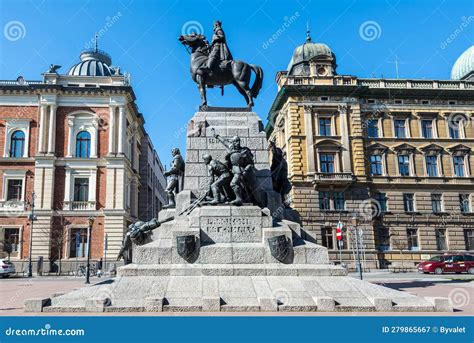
76, 263, 97, 277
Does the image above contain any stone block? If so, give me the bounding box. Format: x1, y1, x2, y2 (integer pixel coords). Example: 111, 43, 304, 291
145, 297, 164, 312
227, 127, 249, 137
202, 297, 221, 312
305, 244, 329, 264
232, 244, 264, 264
24, 298, 51, 312
370, 298, 393, 311
314, 296, 335, 312
85, 298, 109, 312
186, 150, 199, 162
259, 297, 278, 312
158, 208, 176, 222
426, 297, 453, 312
189, 137, 207, 149
199, 244, 233, 263
246, 137, 264, 150
255, 150, 269, 164
185, 163, 208, 177
175, 190, 193, 215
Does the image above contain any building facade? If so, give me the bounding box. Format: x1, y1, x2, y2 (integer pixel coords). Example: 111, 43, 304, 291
138, 134, 167, 222
0, 45, 165, 273
266, 37, 474, 270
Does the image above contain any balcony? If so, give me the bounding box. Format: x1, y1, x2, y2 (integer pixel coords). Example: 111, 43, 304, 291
63, 201, 96, 211
313, 172, 355, 185
0, 200, 26, 214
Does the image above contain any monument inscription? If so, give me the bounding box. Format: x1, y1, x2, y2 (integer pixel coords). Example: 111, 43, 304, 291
201, 216, 261, 243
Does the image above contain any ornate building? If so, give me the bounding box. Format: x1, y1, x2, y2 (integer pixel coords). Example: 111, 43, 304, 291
266, 36, 474, 270
0, 44, 165, 273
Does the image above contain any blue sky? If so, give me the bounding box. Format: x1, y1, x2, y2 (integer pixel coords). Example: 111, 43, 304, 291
1, 0, 473, 165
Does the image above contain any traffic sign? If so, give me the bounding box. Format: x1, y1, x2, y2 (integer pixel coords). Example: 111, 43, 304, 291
336, 221, 343, 241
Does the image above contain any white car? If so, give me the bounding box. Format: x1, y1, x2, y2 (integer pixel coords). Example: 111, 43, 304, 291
0, 259, 15, 278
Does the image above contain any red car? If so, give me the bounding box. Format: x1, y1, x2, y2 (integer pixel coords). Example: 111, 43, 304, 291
417, 254, 474, 274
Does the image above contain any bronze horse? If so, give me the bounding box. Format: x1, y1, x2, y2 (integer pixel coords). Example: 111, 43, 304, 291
178, 33, 263, 108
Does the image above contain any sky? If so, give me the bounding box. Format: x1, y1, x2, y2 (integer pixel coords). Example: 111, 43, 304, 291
0, 0, 473, 165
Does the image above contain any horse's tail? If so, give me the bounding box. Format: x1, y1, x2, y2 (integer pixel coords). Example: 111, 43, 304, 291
250, 64, 263, 98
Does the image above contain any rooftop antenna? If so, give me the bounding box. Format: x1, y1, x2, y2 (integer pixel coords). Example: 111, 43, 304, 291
387, 55, 406, 79
306, 21, 312, 42
94, 33, 99, 52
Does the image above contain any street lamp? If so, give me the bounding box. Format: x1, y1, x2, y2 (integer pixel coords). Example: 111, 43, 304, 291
27, 192, 37, 278
351, 215, 363, 280
85, 216, 94, 284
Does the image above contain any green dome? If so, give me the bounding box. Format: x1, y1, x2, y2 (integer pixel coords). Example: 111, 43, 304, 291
451, 46, 474, 80
287, 39, 336, 75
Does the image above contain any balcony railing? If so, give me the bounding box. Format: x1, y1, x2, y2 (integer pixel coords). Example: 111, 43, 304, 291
313, 172, 355, 184
0, 200, 26, 213
63, 201, 96, 211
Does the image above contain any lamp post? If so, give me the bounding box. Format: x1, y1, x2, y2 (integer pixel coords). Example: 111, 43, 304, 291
27, 192, 36, 278
351, 215, 363, 280
85, 216, 94, 284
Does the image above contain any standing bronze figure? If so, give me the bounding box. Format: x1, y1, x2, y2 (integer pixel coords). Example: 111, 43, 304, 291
212, 130, 262, 206
163, 148, 185, 209
269, 141, 292, 207
178, 21, 263, 108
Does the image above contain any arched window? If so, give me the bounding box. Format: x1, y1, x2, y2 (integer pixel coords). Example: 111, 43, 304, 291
75, 131, 91, 158
9, 130, 25, 157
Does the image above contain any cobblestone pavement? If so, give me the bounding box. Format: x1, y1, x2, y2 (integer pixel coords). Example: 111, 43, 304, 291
0, 273, 472, 316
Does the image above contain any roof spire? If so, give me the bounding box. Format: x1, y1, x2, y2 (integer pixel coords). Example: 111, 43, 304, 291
94, 33, 99, 52
306, 21, 311, 42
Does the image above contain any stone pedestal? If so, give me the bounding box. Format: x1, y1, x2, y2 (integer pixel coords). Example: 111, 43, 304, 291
30, 109, 451, 313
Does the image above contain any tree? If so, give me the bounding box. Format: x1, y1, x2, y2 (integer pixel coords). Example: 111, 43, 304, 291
2, 240, 12, 261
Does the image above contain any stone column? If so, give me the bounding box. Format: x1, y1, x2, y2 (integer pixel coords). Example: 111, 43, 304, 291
304, 105, 316, 174
38, 105, 46, 154
47, 105, 57, 154
338, 105, 352, 173
66, 116, 74, 157
91, 117, 99, 158
64, 168, 72, 210
117, 106, 125, 155
108, 106, 115, 155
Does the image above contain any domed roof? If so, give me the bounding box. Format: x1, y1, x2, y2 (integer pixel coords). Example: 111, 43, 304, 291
68, 48, 115, 77
451, 45, 474, 80
287, 34, 336, 75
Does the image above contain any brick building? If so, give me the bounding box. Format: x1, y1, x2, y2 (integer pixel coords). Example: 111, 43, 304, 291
266, 36, 474, 270
0, 45, 165, 273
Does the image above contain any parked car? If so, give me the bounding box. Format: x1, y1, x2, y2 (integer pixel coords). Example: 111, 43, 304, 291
0, 259, 15, 278
417, 254, 474, 274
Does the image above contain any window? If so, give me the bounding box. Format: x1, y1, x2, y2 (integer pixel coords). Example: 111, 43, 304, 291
407, 229, 419, 251
421, 120, 433, 138
4, 228, 20, 254
75, 131, 91, 158
374, 192, 387, 212
69, 228, 88, 258
73, 178, 89, 202
377, 227, 390, 251
320, 154, 335, 173
9, 130, 25, 158
319, 191, 330, 211
464, 229, 474, 251
421, 100, 430, 105
453, 156, 465, 177
449, 120, 460, 139
334, 192, 345, 211
318, 118, 332, 136
425, 156, 438, 177
321, 227, 334, 249
394, 119, 406, 138
460, 194, 470, 213
431, 194, 442, 213
398, 155, 410, 176
370, 155, 383, 175
435, 229, 447, 251
403, 193, 415, 212
6, 180, 22, 201
367, 119, 379, 138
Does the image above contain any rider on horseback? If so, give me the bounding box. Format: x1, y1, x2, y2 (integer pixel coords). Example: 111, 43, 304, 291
201, 20, 233, 75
